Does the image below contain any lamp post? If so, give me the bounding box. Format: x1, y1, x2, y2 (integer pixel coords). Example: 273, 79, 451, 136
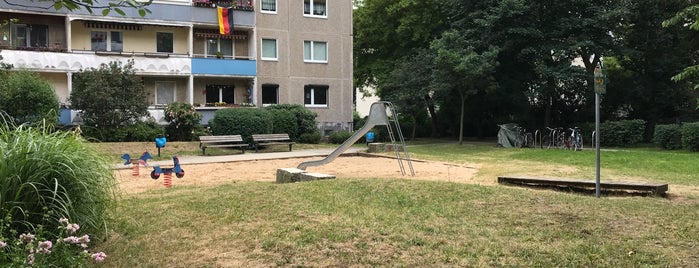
593, 62, 606, 197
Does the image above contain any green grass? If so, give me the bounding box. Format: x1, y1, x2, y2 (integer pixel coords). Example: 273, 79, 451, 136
101, 179, 698, 267
94, 140, 699, 267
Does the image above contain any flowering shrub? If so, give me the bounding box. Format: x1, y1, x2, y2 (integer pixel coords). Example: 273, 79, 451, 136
0, 217, 107, 266
164, 102, 202, 141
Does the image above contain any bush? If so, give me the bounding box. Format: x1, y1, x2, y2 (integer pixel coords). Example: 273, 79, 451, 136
268, 109, 298, 139
264, 104, 318, 139
209, 108, 272, 143
653, 124, 682, 150
328, 130, 353, 144
164, 102, 202, 141
0, 117, 116, 242
299, 131, 322, 144
69, 60, 149, 129
0, 70, 59, 125
79, 121, 164, 142
599, 119, 646, 147
681, 122, 699, 151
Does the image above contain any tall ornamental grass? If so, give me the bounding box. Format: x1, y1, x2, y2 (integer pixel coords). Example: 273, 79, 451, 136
0, 115, 116, 241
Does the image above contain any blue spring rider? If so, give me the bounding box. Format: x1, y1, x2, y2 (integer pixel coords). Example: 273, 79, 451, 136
150, 156, 185, 179
121, 151, 153, 166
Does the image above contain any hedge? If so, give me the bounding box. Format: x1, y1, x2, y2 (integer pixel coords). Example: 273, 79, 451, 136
653, 124, 682, 150
209, 108, 273, 143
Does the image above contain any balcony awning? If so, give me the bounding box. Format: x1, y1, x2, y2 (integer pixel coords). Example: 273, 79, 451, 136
83, 21, 143, 31
194, 30, 247, 40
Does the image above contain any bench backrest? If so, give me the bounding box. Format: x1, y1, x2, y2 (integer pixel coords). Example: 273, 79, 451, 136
199, 135, 244, 142
252, 133, 291, 142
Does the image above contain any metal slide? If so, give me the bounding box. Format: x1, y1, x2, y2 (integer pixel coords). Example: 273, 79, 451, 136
297, 101, 414, 176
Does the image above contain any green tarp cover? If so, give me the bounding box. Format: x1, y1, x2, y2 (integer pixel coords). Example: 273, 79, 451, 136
497, 123, 519, 148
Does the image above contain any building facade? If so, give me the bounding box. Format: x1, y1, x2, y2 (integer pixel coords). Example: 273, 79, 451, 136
0, 0, 353, 134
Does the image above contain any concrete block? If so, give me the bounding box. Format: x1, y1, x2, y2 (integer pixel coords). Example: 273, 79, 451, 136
276, 168, 305, 183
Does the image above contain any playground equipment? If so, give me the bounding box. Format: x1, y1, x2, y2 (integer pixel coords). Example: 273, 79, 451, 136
150, 156, 184, 188
121, 151, 153, 176
155, 136, 167, 157
297, 101, 414, 176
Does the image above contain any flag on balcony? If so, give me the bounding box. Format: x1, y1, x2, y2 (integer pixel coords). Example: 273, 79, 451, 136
217, 7, 234, 35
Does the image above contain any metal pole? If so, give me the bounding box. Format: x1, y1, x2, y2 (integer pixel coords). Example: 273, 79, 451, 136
595, 92, 601, 197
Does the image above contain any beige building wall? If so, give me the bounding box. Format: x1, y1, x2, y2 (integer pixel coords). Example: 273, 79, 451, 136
71, 22, 189, 54
256, 0, 354, 132
37, 72, 69, 103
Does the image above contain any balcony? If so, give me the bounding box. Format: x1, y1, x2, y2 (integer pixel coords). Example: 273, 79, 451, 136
0, 49, 192, 75
191, 57, 255, 76
192, 0, 255, 11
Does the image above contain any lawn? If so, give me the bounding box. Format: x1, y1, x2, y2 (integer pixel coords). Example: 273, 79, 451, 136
93, 140, 699, 267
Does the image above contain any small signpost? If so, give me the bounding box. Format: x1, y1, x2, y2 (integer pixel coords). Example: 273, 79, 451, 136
594, 62, 606, 197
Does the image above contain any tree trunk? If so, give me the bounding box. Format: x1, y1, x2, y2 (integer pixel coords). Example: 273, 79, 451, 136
544, 96, 552, 127
425, 94, 440, 137
410, 113, 417, 141
459, 92, 466, 145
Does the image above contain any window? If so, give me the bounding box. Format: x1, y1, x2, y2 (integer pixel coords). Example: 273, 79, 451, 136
261, 0, 276, 13
12, 24, 48, 48
261, 39, 277, 60
155, 81, 176, 105
262, 84, 279, 105
205, 85, 235, 104
303, 41, 327, 63
304, 85, 328, 107
206, 38, 233, 58
156, 32, 173, 53
91, 31, 123, 52
304, 0, 327, 17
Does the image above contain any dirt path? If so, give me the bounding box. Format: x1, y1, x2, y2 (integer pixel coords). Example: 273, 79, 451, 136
114, 156, 484, 195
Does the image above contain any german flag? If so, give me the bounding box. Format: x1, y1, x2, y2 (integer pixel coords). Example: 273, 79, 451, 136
217, 7, 234, 35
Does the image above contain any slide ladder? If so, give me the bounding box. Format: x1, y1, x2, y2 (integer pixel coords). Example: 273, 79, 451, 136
297, 101, 414, 176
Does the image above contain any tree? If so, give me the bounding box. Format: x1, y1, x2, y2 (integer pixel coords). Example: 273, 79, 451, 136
0, 70, 59, 125
432, 30, 499, 144
3, 0, 152, 16
381, 49, 438, 139
69, 60, 149, 130
663, 4, 699, 84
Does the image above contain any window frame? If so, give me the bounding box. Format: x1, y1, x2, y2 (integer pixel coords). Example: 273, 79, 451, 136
261, 84, 279, 106
155, 81, 176, 106
260, 0, 277, 14
303, 0, 327, 18
303, 40, 328, 63
261, 38, 278, 61
205, 38, 234, 58
304, 84, 328, 108
156, 32, 174, 53
90, 30, 123, 52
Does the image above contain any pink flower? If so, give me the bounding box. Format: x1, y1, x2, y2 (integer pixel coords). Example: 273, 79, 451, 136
63, 236, 79, 244
0, 241, 6, 248
19, 233, 35, 243
26, 253, 35, 266
66, 223, 80, 233
37, 240, 52, 254
92, 252, 107, 262
59, 218, 69, 225
78, 234, 90, 243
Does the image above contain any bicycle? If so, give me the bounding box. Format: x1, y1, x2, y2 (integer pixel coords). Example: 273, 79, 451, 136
568, 127, 583, 151
515, 126, 533, 148
542, 127, 555, 149
553, 127, 567, 149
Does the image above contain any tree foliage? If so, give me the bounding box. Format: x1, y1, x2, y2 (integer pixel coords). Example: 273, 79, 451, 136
354, 0, 698, 140
0, 70, 59, 125
69, 60, 149, 130
4, 0, 153, 16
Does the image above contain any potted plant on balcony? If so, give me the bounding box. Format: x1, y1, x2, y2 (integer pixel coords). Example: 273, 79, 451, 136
215, 51, 224, 59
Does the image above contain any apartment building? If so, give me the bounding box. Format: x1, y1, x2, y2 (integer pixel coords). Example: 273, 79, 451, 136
0, 0, 353, 134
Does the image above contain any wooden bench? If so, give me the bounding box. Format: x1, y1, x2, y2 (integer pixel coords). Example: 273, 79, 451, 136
199, 135, 248, 155
252, 133, 295, 152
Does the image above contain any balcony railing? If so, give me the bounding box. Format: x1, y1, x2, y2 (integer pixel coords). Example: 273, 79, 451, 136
192, 0, 255, 11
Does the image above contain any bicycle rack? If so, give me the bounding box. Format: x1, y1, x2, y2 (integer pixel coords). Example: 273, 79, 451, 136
534, 129, 541, 149
591, 131, 597, 149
